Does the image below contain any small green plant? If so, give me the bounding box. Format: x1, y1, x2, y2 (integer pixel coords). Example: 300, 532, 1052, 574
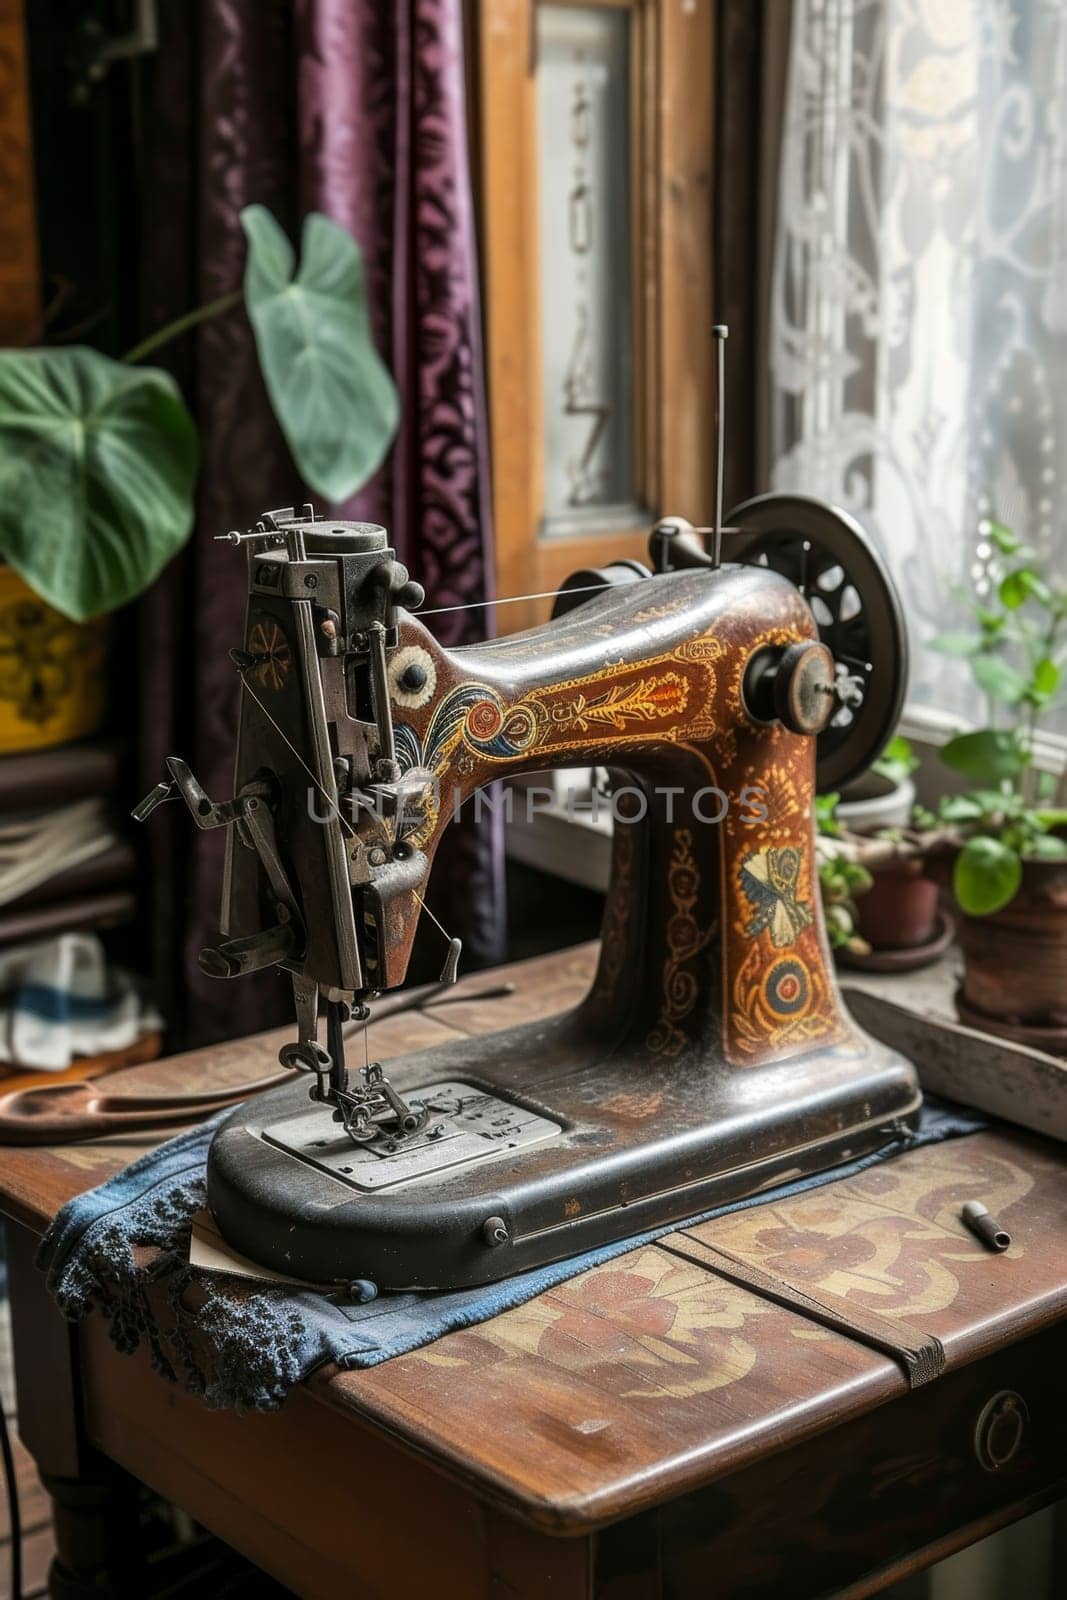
0, 207, 398, 621
872, 733, 919, 788
814, 791, 844, 837
815, 792, 873, 955
931, 519, 1067, 915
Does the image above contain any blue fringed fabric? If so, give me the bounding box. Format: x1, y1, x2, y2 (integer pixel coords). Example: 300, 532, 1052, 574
37, 1097, 986, 1412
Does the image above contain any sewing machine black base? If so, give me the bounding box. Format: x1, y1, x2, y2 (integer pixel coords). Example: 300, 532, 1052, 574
207, 1009, 920, 1291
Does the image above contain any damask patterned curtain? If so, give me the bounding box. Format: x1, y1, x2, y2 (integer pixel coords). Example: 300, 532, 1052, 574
139, 0, 503, 1047
769, 0, 1067, 725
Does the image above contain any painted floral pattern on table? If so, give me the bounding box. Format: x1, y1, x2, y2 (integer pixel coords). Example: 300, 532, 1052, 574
404, 1138, 1045, 1404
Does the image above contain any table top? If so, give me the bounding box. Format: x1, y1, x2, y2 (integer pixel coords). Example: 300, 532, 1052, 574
2, 943, 1065, 1534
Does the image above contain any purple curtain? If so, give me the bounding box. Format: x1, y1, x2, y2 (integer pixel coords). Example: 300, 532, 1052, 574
138, 0, 504, 1048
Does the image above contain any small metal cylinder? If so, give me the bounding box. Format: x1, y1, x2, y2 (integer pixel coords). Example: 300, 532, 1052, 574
961, 1200, 1011, 1253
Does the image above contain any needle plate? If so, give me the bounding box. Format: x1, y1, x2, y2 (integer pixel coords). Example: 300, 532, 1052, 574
261, 1081, 563, 1192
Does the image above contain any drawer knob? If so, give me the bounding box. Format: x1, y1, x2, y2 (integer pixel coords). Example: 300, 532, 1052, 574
974, 1390, 1028, 1472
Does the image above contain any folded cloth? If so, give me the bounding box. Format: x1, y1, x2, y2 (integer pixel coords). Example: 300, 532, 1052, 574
0, 932, 163, 1071
0, 799, 117, 910
38, 1097, 986, 1412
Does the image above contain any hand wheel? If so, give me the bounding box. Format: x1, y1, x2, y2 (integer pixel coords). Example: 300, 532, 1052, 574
726, 493, 908, 792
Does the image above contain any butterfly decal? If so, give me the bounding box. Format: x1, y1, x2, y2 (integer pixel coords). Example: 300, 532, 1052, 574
740, 847, 812, 948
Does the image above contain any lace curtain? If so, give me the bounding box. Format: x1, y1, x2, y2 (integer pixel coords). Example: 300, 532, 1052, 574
769, 0, 1067, 725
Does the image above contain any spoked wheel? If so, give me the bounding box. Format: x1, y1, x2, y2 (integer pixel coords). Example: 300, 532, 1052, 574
726, 493, 908, 792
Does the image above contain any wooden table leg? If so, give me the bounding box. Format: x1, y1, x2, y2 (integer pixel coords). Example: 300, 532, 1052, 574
5, 1222, 145, 1598
39, 1466, 145, 1600
484, 1513, 594, 1597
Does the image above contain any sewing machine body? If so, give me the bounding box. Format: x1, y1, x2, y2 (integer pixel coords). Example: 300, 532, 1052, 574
186, 509, 920, 1290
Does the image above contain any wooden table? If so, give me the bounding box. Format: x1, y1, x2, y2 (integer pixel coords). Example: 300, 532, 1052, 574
2, 944, 1065, 1599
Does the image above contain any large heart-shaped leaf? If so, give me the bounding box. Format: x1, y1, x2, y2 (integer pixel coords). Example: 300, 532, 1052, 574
940, 729, 1027, 783
953, 836, 1022, 916
241, 205, 399, 502
0, 348, 198, 621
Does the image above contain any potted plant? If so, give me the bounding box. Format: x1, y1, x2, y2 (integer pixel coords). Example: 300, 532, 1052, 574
835, 734, 917, 834
818, 739, 946, 964
928, 520, 1067, 1048
0, 206, 398, 753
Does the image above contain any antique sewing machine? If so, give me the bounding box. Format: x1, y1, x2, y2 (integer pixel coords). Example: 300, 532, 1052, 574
135, 470, 920, 1291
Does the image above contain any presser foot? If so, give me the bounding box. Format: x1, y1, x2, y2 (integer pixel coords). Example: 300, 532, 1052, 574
278, 1042, 431, 1149
331, 1063, 431, 1148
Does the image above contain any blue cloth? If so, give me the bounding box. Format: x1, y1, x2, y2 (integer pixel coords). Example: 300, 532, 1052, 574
37, 1096, 985, 1411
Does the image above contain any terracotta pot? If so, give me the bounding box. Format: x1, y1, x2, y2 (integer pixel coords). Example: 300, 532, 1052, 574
855, 858, 940, 951
955, 851, 1067, 1037
0, 565, 108, 753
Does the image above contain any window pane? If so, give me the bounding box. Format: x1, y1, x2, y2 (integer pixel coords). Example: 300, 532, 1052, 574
536, 5, 637, 532
769, 1, 1067, 732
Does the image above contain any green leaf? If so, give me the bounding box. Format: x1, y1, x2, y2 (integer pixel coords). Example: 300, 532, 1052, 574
974, 786, 1019, 810
0, 347, 198, 620
241, 205, 399, 502
998, 570, 1027, 610
989, 520, 1021, 554
1025, 833, 1067, 859
1034, 657, 1061, 698
999, 567, 1051, 610
940, 730, 1027, 783
953, 836, 1022, 915
929, 631, 980, 657
824, 905, 854, 948
814, 792, 842, 835
873, 733, 918, 784
971, 654, 1028, 705
939, 794, 986, 823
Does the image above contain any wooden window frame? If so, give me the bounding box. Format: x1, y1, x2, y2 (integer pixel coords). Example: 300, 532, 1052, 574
0, 0, 40, 342
477, 0, 716, 630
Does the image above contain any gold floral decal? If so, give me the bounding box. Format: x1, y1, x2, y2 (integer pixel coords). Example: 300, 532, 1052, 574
647, 827, 716, 1057
394, 629, 724, 846
248, 618, 292, 691
541, 672, 688, 736
399, 666, 695, 778
730, 939, 834, 1057
593, 822, 636, 1003
739, 846, 812, 948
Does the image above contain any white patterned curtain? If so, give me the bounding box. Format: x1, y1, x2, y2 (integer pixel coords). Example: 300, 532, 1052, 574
769, 0, 1067, 724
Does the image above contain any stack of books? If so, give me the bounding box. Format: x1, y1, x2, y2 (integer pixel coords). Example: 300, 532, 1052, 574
0, 740, 135, 946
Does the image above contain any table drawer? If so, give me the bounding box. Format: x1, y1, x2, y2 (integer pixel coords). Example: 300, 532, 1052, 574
617, 1324, 1066, 1600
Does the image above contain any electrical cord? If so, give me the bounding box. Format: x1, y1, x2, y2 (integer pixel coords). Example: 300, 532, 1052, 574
0, 1388, 22, 1600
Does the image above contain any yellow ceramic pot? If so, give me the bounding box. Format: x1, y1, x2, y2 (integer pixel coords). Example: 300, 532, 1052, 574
0, 565, 108, 753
